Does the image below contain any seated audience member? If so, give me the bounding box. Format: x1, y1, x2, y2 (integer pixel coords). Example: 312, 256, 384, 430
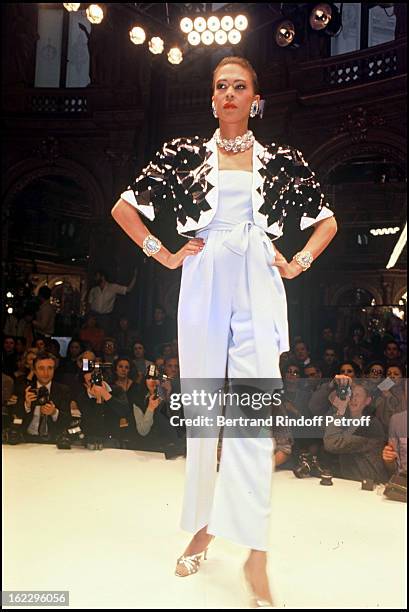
317, 326, 343, 361
129, 365, 181, 452
323, 380, 388, 483
14, 352, 71, 444
75, 368, 128, 450
131, 340, 153, 384
59, 339, 84, 386
383, 408, 407, 475
14, 337, 27, 358
364, 361, 386, 383
320, 345, 341, 378
79, 314, 105, 354
101, 337, 118, 365
112, 357, 140, 443
2, 373, 14, 432
303, 363, 324, 391
383, 340, 404, 368
293, 340, 312, 369
146, 305, 176, 359
2, 336, 18, 378
343, 323, 372, 364
115, 316, 139, 356
34, 337, 46, 353
375, 363, 406, 437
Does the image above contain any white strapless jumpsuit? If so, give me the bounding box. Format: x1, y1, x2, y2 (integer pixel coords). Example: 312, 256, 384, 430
178, 170, 289, 551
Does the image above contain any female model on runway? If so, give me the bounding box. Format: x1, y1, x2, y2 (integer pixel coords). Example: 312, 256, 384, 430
112, 56, 337, 607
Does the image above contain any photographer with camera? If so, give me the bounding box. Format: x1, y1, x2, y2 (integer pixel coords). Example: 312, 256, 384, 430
308, 362, 361, 418
130, 364, 181, 452
323, 380, 388, 483
76, 360, 128, 450
13, 352, 71, 444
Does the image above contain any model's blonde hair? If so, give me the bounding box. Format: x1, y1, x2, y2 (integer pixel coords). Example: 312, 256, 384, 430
212, 56, 259, 94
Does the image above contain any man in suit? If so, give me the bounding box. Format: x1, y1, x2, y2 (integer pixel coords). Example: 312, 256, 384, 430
15, 352, 71, 443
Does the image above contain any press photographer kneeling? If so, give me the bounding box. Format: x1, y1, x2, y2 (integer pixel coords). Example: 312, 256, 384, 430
75, 360, 128, 450
323, 376, 388, 484
13, 352, 70, 444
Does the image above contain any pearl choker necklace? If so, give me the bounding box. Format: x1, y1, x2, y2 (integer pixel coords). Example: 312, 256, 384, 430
215, 129, 255, 154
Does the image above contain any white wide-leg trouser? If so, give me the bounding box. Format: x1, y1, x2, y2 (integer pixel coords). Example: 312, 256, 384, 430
177, 221, 288, 551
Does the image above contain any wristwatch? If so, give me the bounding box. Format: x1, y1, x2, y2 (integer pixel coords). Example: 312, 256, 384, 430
293, 250, 314, 271
142, 234, 162, 257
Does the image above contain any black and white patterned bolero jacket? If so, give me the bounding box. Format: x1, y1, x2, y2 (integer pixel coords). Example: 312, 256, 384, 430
120, 132, 334, 240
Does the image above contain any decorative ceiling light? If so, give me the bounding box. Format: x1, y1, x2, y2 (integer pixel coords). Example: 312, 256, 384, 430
168, 47, 183, 64
63, 3, 80, 11
323, 3, 342, 36
274, 19, 296, 47
309, 3, 332, 31
227, 29, 241, 45
234, 15, 248, 31
187, 31, 201, 46
220, 15, 234, 31
207, 16, 220, 32
215, 30, 228, 45
193, 16, 207, 33
129, 26, 146, 45
86, 4, 104, 24
148, 36, 164, 54
180, 17, 193, 33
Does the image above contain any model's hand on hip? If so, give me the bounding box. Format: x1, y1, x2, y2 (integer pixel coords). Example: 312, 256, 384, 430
272, 250, 303, 279
166, 238, 205, 269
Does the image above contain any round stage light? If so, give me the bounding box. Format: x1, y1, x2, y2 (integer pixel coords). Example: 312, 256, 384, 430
168, 47, 183, 64
215, 30, 228, 45
188, 31, 201, 46
228, 29, 241, 45
309, 3, 332, 31
275, 20, 296, 47
207, 16, 220, 32
201, 30, 215, 45
194, 16, 207, 33
86, 4, 104, 24
149, 37, 164, 54
221, 15, 234, 31
235, 15, 248, 31
63, 3, 80, 11
180, 17, 193, 33
129, 26, 146, 45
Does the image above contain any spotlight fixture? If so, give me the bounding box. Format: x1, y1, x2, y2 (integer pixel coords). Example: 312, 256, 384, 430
187, 31, 201, 46
274, 19, 296, 47
194, 16, 207, 33
63, 3, 80, 11
228, 29, 242, 45
86, 4, 104, 24
180, 17, 193, 33
220, 15, 234, 31
234, 15, 248, 32
148, 36, 164, 54
207, 16, 220, 32
168, 47, 183, 64
215, 30, 228, 45
129, 26, 146, 45
201, 30, 215, 45
309, 3, 332, 31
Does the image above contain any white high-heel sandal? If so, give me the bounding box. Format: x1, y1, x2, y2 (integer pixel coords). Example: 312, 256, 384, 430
243, 567, 275, 608
175, 548, 209, 577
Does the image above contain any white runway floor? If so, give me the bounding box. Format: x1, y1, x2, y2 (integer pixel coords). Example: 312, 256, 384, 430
2, 444, 407, 609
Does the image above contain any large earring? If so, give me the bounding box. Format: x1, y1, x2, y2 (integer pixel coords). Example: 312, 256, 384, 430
212, 101, 218, 119
249, 100, 259, 118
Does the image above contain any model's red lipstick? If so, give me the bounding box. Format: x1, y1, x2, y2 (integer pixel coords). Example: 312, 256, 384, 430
223, 102, 237, 109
